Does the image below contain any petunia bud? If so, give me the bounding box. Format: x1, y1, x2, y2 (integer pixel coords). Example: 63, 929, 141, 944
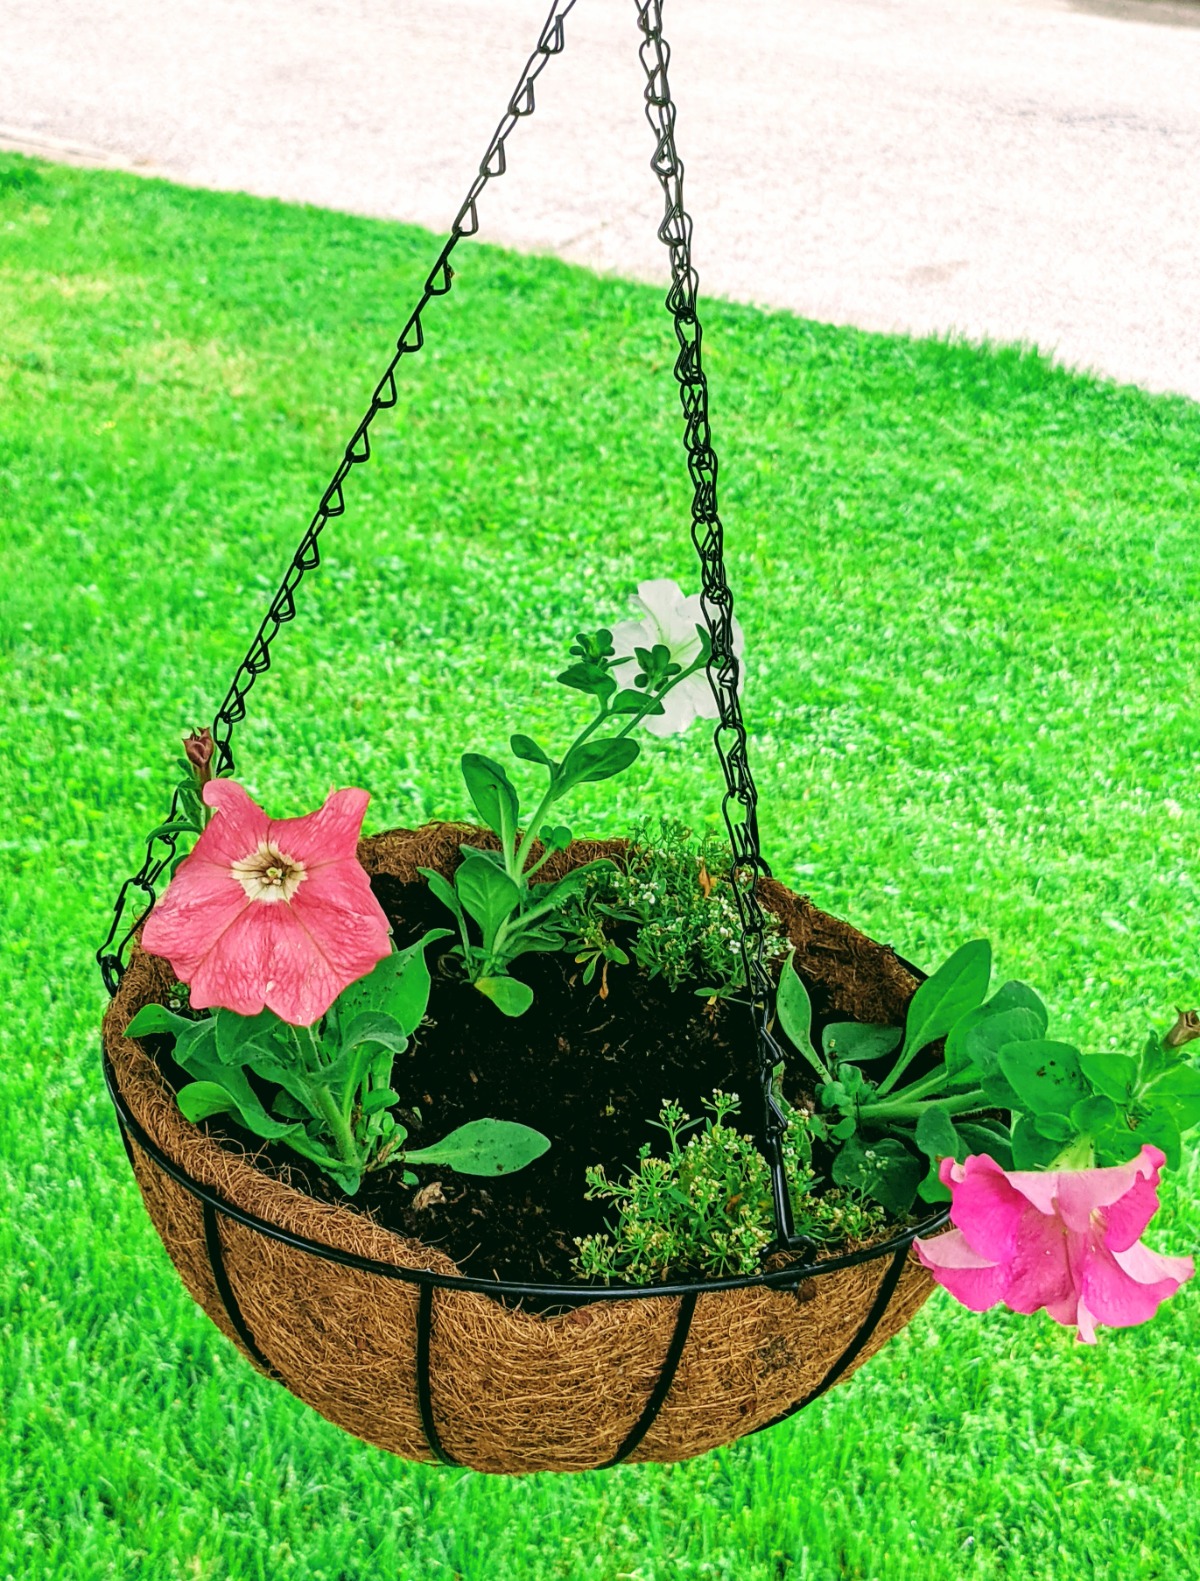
1165, 1009, 1200, 1050
183, 727, 215, 784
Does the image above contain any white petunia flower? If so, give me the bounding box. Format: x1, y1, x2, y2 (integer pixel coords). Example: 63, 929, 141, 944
609, 578, 746, 738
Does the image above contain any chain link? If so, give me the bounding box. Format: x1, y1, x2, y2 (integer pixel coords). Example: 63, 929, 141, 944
635, 0, 801, 1248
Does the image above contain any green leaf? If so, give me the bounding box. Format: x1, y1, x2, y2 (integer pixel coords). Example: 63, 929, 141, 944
917, 1154, 952, 1203
957, 1121, 1014, 1170
1133, 1109, 1183, 1169
340, 1012, 409, 1055
475, 976, 535, 1018
1070, 1093, 1119, 1134
455, 855, 521, 947
406, 1119, 551, 1176
1011, 1114, 1063, 1170
1147, 1064, 1200, 1131
146, 818, 201, 842
335, 929, 449, 1038
610, 689, 665, 716
899, 940, 992, 1068
173, 1070, 301, 1141
1138, 1030, 1168, 1083
556, 661, 616, 700
362, 1088, 400, 1115
125, 1004, 197, 1041
213, 1006, 291, 1065
559, 737, 640, 788
822, 1023, 901, 1063
419, 866, 466, 927
272, 1091, 310, 1121
510, 733, 554, 768
1094, 1123, 1146, 1167
461, 753, 520, 838
325, 1164, 363, 1196
177, 1081, 245, 1124
915, 1104, 963, 1161
961, 1008, 1045, 1110
832, 1137, 923, 1216
1079, 1052, 1140, 1105
777, 953, 823, 1075
128, 999, 221, 1075
535, 860, 614, 908
997, 1040, 1090, 1118
1033, 1112, 1074, 1141
944, 980, 1048, 1071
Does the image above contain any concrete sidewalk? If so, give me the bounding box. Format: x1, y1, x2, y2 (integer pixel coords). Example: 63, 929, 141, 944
2, 0, 1198, 399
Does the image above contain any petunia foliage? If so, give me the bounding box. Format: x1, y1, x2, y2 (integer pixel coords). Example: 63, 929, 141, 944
127, 929, 549, 1195
776, 939, 1200, 1217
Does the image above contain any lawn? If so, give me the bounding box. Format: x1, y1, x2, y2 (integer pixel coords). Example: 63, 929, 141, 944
2, 151, 1199, 1581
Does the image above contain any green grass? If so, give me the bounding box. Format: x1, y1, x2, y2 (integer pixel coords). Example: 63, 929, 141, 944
2, 151, 1199, 1581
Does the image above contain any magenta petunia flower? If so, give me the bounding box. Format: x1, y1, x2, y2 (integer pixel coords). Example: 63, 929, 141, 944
141, 780, 391, 1026
914, 1147, 1193, 1343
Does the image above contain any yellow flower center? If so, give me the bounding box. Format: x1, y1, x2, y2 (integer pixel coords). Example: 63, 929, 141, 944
231, 840, 307, 903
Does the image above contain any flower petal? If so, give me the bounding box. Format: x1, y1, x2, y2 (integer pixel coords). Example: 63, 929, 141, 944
1000, 1211, 1076, 1317
198, 779, 272, 864
947, 1154, 1029, 1263
184, 899, 278, 1017
914, 1228, 1009, 1312
1098, 1147, 1166, 1252
1051, 1146, 1165, 1238
270, 786, 372, 867
1081, 1233, 1194, 1333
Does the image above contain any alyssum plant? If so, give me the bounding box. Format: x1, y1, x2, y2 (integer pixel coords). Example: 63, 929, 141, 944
129, 576, 1196, 1339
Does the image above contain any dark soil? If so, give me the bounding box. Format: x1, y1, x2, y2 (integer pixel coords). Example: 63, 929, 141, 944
326, 876, 781, 1284
150, 860, 927, 1288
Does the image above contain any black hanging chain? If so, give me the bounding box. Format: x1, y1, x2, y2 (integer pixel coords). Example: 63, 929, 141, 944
634, 0, 804, 1250
96, 0, 580, 996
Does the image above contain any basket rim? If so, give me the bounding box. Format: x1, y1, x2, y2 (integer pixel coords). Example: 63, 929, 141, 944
103, 1042, 947, 1303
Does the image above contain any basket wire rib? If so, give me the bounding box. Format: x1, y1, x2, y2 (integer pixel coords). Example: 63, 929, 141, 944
98, 0, 944, 1466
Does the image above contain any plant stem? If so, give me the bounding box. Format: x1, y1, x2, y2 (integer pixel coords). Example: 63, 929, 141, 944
857, 1087, 988, 1123
879, 1067, 952, 1106
613, 655, 708, 741
295, 1026, 360, 1169
311, 1081, 360, 1169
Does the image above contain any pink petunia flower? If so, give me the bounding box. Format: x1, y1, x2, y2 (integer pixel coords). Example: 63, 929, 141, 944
141, 780, 391, 1026
914, 1148, 1193, 1343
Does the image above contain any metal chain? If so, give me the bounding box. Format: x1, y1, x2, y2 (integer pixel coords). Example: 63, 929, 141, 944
634, 0, 802, 1249
97, 0, 580, 994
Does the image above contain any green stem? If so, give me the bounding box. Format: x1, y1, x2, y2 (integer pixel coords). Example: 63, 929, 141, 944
858, 1087, 988, 1124
311, 1081, 360, 1168
294, 1026, 360, 1168
880, 1067, 953, 1106
512, 774, 572, 878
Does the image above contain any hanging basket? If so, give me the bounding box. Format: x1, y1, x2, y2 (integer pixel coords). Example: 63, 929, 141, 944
98, 2, 950, 1475
103, 824, 938, 1475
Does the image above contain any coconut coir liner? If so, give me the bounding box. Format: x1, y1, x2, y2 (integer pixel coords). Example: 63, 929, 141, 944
103, 823, 935, 1474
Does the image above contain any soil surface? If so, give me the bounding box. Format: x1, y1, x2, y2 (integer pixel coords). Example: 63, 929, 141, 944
150, 851, 925, 1287
281, 877, 787, 1285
